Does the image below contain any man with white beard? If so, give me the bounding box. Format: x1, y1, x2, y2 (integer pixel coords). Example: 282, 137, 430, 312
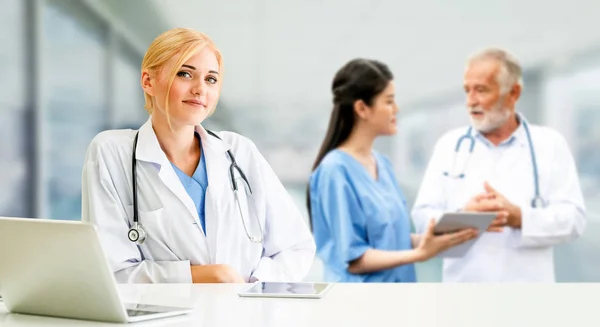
411, 48, 586, 282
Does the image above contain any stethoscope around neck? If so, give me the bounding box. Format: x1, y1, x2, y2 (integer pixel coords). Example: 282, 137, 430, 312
443, 119, 545, 209
127, 130, 264, 245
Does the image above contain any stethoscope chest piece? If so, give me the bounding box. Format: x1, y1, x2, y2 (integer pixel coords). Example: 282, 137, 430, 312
128, 222, 146, 245
531, 196, 545, 209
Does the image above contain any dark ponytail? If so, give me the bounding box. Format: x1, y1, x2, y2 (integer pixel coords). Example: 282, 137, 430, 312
306, 58, 394, 229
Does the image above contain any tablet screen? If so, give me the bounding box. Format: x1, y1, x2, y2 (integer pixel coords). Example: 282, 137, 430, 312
242, 282, 331, 296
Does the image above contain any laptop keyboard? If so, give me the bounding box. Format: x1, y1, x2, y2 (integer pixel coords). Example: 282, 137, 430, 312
127, 309, 160, 317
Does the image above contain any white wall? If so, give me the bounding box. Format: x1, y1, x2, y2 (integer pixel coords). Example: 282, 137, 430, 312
150, 0, 600, 182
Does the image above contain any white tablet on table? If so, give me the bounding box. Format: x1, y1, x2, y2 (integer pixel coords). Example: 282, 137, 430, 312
433, 212, 497, 258
238, 282, 334, 299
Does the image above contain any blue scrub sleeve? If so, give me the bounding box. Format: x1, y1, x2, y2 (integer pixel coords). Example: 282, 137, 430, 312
312, 168, 370, 266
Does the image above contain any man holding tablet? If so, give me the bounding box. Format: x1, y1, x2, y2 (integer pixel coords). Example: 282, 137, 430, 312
411, 48, 586, 282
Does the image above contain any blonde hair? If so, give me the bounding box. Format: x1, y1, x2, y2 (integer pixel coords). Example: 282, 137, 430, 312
141, 28, 223, 126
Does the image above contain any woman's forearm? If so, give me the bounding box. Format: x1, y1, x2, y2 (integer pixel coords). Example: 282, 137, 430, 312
347, 248, 426, 274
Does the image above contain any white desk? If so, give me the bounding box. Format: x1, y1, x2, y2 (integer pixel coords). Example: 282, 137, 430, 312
0, 283, 597, 326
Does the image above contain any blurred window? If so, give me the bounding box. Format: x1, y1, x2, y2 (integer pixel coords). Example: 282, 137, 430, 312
43, 0, 108, 220
0, 0, 29, 217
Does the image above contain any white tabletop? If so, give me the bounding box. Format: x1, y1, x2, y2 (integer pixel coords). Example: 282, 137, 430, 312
0, 283, 597, 326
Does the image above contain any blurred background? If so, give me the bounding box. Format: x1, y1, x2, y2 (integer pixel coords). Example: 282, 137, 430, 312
1, 0, 599, 282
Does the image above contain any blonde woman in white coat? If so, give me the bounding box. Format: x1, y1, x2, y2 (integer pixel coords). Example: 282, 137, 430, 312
81, 28, 316, 284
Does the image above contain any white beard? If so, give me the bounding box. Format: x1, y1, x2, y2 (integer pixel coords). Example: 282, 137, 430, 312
468, 100, 511, 133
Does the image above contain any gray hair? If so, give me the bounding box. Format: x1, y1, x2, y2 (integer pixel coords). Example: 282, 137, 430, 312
467, 47, 523, 94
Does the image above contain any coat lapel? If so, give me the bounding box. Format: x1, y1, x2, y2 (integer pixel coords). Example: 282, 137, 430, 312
196, 126, 233, 264
135, 119, 201, 228
134, 119, 235, 264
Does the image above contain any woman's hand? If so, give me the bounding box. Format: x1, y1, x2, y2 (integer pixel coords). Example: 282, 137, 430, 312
415, 218, 479, 261
190, 264, 245, 283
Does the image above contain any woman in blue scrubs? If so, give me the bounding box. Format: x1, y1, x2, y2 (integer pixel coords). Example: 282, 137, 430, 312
308, 59, 478, 283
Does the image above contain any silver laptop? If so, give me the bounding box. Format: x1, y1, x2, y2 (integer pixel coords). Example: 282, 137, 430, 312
0, 217, 192, 323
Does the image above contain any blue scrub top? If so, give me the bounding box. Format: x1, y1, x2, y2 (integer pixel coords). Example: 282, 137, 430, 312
309, 149, 416, 283
171, 133, 208, 235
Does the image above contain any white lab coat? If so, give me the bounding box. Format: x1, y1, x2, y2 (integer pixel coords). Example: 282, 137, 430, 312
411, 115, 586, 282
81, 118, 316, 283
